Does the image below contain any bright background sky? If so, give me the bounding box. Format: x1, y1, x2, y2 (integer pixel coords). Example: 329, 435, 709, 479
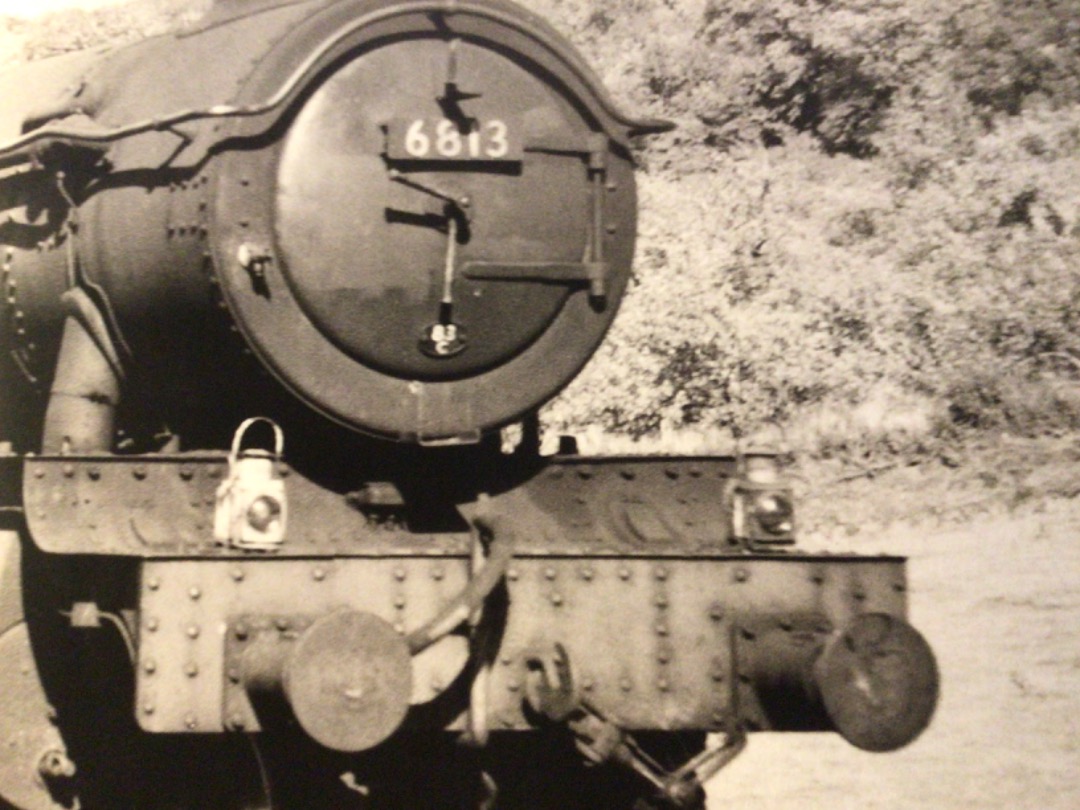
0, 0, 128, 18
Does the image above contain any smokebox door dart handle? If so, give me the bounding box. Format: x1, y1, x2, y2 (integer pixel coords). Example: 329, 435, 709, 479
388, 168, 472, 210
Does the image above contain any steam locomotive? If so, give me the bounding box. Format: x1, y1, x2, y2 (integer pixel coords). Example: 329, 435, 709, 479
0, 1, 938, 807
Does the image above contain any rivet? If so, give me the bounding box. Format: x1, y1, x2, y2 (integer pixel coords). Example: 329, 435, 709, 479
393, 622, 405, 634
501, 655, 513, 666
228, 713, 245, 730
620, 469, 635, 480
228, 668, 240, 684
146, 617, 159, 632
133, 465, 147, 480
709, 604, 724, 622
544, 567, 557, 581
618, 567, 631, 581
654, 566, 668, 581
581, 676, 595, 691
185, 662, 199, 678
779, 618, 793, 632
619, 677, 632, 692
188, 586, 201, 600
507, 568, 519, 581
655, 621, 669, 636
689, 467, 703, 478
275, 617, 290, 631
186, 624, 200, 639
665, 468, 679, 479
853, 590, 867, 601
234, 623, 249, 640
550, 592, 563, 606
712, 710, 726, 724
231, 567, 245, 582
184, 714, 197, 730
658, 678, 670, 692
179, 465, 194, 481
394, 595, 406, 609
654, 593, 668, 609
87, 465, 100, 480
894, 582, 906, 592
431, 565, 445, 581
502, 715, 514, 728
734, 568, 750, 583
430, 677, 444, 693
711, 667, 725, 682
34, 468, 45, 479
394, 566, 407, 582
606, 181, 619, 191
740, 627, 756, 641
657, 649, 671, 664
62, 463, 75, 478
313, 567, 326, 581
147, 577, 161, 591
506, 680, 520, 692
143, 659, 157, 674
606, 223, 618, 234
577, 470, 592, 480
142, 702, 155, 715
580, 566, 594, 581
811, 573, 825, 585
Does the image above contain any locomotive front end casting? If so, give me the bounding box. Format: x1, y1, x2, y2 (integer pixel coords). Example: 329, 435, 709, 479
0, 2, 937, 808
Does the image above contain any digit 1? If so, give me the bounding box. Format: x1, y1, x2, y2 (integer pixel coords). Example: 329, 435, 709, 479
468, 130, 481, 158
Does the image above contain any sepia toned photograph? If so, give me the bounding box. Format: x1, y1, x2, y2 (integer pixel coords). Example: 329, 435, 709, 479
1, 1, 1077, 807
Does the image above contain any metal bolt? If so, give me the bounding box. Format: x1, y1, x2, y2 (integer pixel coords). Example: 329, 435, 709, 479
544, 567, 557, 581
87, 466, 100, 480
62, 463, 75, 478
275, 617, 290, 631
658, 678, 670, 692
501, 655, 513, 666
506, 680, 520, 692
432, 565, 445, 581
709, 604, 724, 622
184, 714, 198, 730
657, 648, 671, 664
393, 622, 405, 635
234, 623, 249, 640
853, 590, 867, 601
185, 662, 199, 678
179, 465, 194, 481
620, 469, 635, 480
142, 702, 155, 715
655, 621, 669, 636
147, 577, 161, 591
394, 595, 406, 609
581, 676, 595, 692
146, 617, 159, 632
580, 566, 594, 581
228, 713, 245, 730
394, 566, 407, 582
188, 586, 201, 600
654, 593, 669, 609
894, 582, 907, 593
734, 568, 750, 583
186, 624, 200, 639
34, 467, 45, 479
654, 566, 669, 581
143, 659, 157, 674
231, 567, 245, 582
430, 677, 444, 693
619, 677, 632, 692
711, 667, 725, 682
133, 465, 147, 480
507, 568, 520, 582
619, 567, 631, 581
228, 668, 240, 684
313, 567, 326, 582
550, 592, 564, 606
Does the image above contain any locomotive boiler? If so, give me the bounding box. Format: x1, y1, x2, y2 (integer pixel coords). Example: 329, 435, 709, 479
0, 1, 938, 808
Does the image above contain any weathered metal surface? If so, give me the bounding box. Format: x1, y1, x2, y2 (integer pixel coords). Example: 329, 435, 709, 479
25, 454, 750, 557
136, 554, 907, 735
815, 612, 939, 751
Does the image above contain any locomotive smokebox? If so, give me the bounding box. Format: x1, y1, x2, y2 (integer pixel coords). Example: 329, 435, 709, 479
239, 610, 413, 752
0, 0, 672, 446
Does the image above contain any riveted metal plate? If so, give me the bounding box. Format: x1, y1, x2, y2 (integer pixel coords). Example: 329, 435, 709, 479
135, 553, 908, 735
25, 454, 753, 558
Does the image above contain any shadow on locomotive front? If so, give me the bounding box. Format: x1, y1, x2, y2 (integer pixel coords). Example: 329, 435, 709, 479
0, 1, 938, 807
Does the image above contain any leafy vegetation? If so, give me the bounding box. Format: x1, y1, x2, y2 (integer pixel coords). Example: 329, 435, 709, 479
4, 0, 1080, 462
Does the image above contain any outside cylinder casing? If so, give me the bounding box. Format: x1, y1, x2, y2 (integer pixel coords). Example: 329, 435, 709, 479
0, 0, 658, 444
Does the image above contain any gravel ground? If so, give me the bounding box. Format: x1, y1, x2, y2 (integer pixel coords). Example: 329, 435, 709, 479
708, 496, 1080, 809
